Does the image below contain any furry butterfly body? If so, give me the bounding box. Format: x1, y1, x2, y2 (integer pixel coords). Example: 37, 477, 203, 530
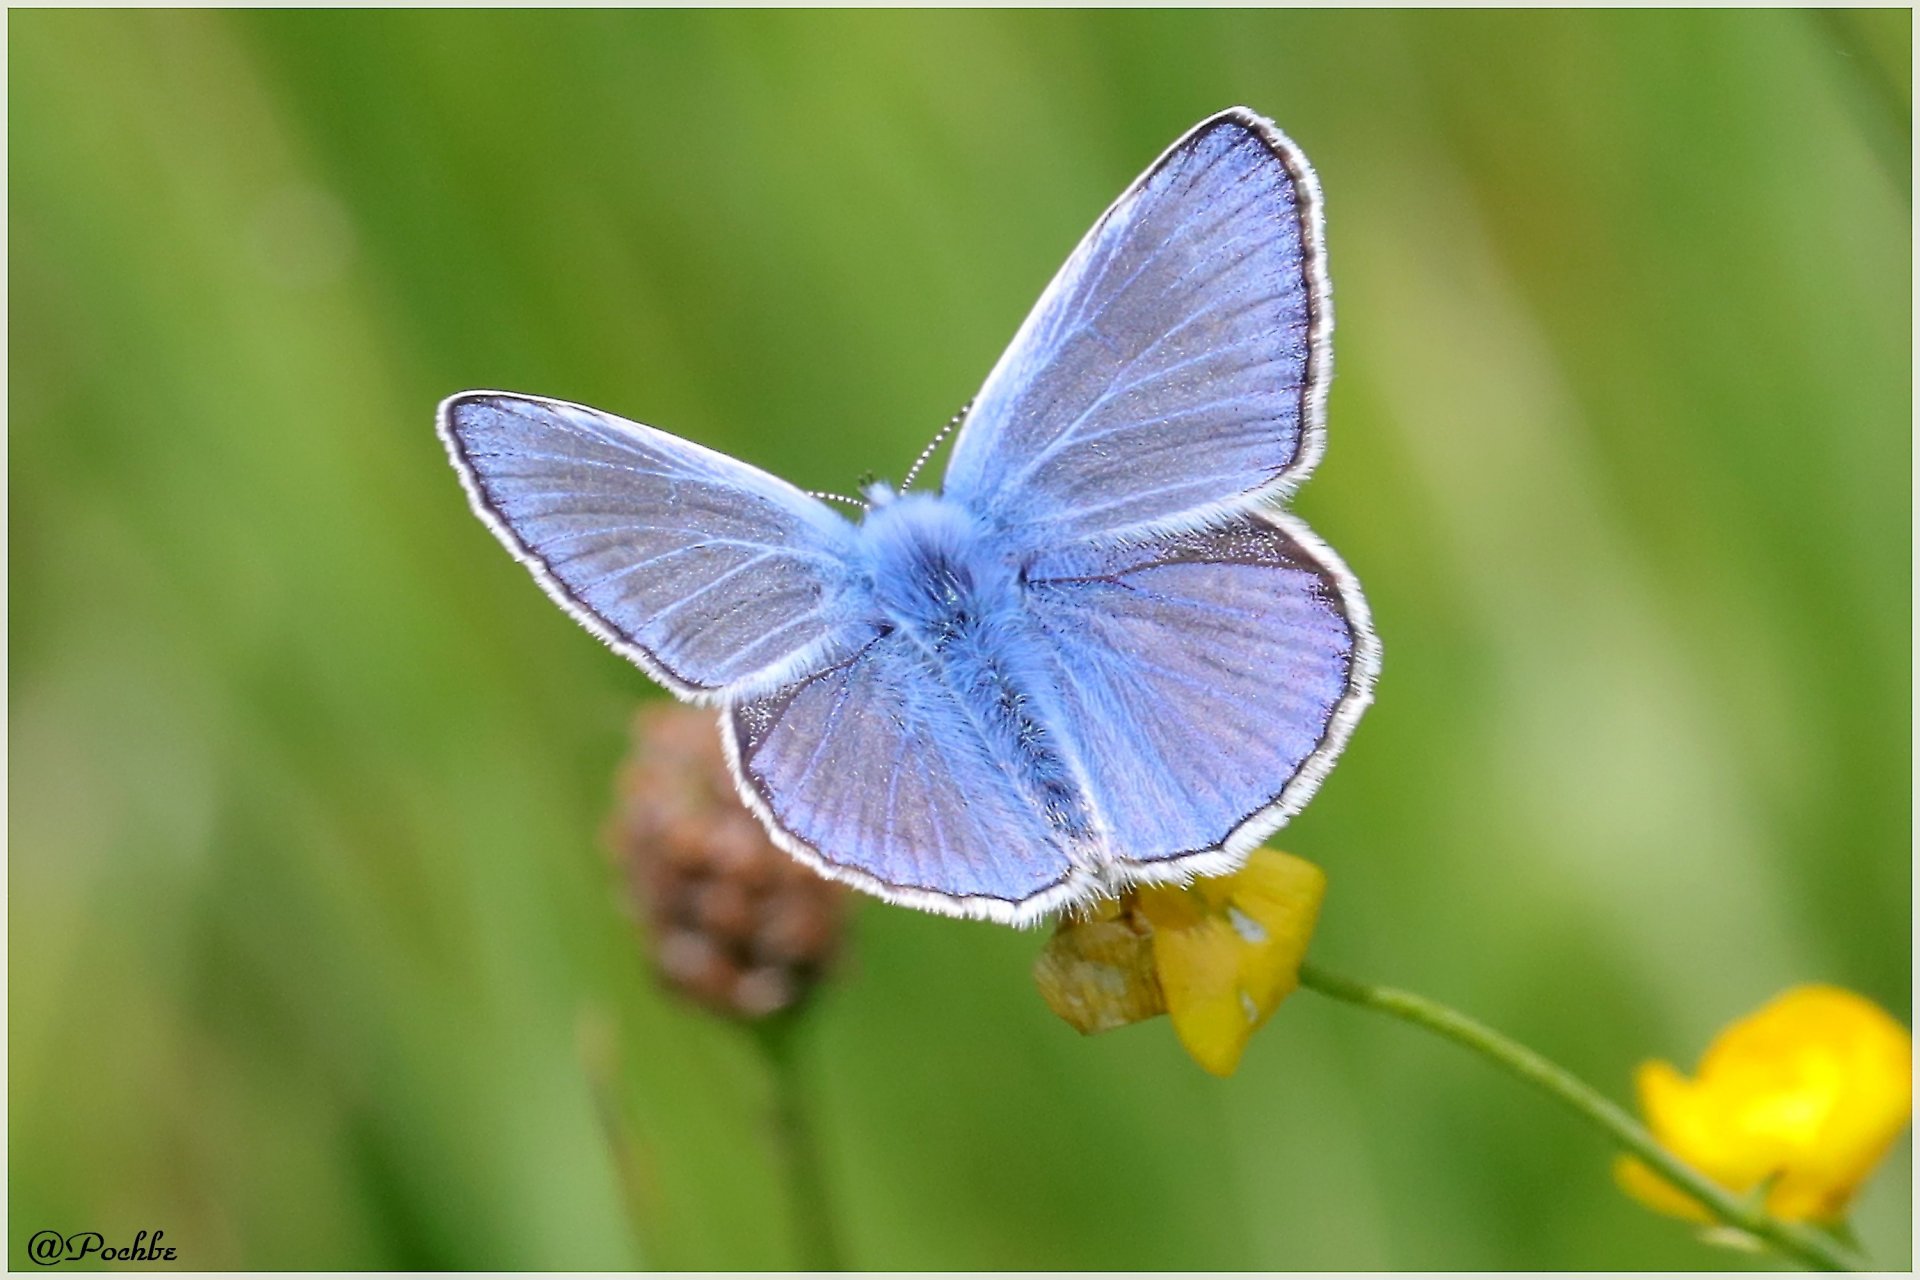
440, 107, 1380, 925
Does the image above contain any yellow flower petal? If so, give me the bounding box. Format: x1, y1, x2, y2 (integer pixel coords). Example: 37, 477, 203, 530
1138, 900, 1253, 1076
1617, 984, 1912, 1224
1139, 849, 1327, 1077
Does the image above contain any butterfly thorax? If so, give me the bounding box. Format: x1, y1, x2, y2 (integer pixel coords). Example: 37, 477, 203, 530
856, 492, 1018, 640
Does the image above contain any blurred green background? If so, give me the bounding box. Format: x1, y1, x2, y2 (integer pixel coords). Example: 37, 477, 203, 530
10, 9, 1910, 1270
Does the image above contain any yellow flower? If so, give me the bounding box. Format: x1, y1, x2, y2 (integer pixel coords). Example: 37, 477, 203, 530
1032, 849, 1327, 1077
1615, 984, 1912, 1225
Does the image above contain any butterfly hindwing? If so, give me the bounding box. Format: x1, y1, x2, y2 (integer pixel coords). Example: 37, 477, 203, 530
723, 632, 1088, 918
940, 108, 1328, 547
440, 392, 877, 698
1024, 508, 1378, 878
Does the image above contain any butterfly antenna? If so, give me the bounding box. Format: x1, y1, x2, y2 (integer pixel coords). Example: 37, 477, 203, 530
809, 489, 870, 512
900, 400, 972, 492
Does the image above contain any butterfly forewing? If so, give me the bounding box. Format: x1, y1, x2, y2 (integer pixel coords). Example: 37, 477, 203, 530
440, 392, 877, 697
940, 108, 1328, 547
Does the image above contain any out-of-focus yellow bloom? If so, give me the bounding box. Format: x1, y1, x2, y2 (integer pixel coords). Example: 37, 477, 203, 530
1615, 985, 1912, 1225
1032, 849, 1327, 1077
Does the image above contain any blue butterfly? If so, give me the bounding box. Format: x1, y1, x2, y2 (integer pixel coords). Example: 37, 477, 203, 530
439, 107, 1379, 926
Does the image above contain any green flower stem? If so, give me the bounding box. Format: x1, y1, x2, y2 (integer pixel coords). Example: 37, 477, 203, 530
752, 1012, 847, 1272
1296, 962, 1867, 1272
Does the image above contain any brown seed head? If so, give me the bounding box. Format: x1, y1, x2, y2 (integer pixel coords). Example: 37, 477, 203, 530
607, 702, 850, 1019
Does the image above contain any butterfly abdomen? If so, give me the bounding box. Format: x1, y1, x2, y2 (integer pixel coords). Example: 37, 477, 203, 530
857, 493, 1096, 843
946, 636, 1092, 841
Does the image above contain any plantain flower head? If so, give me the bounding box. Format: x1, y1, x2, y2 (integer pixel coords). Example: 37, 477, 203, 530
1616, 984, 1912, 1225
606, 703, 850, 1019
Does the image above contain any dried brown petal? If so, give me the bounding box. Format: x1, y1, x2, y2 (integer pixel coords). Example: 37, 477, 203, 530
1033, 903, 1166, 1034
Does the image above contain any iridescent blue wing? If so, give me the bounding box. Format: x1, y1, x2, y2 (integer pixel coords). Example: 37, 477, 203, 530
1028, 509, 1378, 881
940, 107, 1328, 546
722, 633, 1091, 924
440, 392, 876, 698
